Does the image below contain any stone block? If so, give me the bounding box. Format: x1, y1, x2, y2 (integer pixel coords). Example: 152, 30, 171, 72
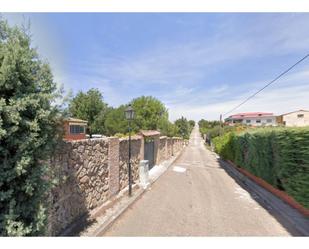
139, 160, 150, 189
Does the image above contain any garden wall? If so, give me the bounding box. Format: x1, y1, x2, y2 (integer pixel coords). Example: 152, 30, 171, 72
48, 138, 110, 235
48, 134, 185, 235
119, 137, 142, 190
158, 136, 168, 164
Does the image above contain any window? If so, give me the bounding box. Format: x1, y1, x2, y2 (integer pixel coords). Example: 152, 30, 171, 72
70, 125, 85, 134
297, 114, 304, 118
246, 120, 251, 123
267, 119, 272, 123
256, 120, 261, 123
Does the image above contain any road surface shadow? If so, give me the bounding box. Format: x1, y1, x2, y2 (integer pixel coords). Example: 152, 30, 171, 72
216, 158, 303, 236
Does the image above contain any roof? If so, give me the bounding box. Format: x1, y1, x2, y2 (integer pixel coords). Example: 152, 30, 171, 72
139, 130, 161, 137
228, 112, 274, 119
280, 109, 309, 116
64, 117, 88, 124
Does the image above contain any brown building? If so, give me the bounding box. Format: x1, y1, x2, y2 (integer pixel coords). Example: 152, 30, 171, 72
63, 118, 88, 141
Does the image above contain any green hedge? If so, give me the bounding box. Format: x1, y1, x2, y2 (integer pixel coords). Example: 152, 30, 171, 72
212, 128, 309, 209
212, 132, 235, 161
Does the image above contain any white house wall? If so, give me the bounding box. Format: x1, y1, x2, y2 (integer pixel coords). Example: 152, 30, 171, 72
283, 111, 309, 127
241, 117, 277, 126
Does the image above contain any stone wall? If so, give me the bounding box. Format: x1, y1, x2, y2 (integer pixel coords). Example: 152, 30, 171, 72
172, 137, 184, 155
155, 136, 185, 165
48, 138, 109, 235
166, 138, 173, 158
119, 137, 142, 190
48, 134, 185, 235
158, 136, 167, 164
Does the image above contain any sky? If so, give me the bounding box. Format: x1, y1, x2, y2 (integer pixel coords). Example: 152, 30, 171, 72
2, 13, 309, 121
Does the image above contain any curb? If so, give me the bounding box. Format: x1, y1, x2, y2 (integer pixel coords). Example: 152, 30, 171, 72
226, 160, 309, 217
93, 187, 146, 236
213, 152, 309, 236
91, 146, 186, 236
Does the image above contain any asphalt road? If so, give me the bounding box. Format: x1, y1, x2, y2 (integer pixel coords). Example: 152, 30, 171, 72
104, 125, 292, 236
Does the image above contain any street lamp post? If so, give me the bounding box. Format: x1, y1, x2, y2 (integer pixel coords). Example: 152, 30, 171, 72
124, 104, 135, 197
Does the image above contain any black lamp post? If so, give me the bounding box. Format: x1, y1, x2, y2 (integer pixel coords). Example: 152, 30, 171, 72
124, 104, 135, 196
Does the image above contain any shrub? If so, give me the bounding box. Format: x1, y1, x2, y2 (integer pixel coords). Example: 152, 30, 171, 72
213, 127, 309, 209
212, 132, 235, 161
0, 20, 61, 235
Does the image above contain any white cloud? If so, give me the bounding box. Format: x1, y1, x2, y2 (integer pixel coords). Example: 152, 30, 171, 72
3, 13, 309, 123
168, 69, 309, 121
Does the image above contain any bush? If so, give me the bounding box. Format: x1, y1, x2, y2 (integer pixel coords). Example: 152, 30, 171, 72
213, 127, 309, 209
207, 125, 245, 140
212, 132, 235, 161
0, 20, 61, 235
198, 119, 220, 135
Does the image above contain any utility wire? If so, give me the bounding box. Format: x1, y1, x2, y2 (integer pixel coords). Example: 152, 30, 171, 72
222, 53, 309, 117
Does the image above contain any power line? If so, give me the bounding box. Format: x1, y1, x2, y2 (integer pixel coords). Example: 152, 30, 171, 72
222, 53, 309, 117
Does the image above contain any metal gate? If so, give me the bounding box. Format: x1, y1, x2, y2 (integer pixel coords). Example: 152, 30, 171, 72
144, 139, 155, 170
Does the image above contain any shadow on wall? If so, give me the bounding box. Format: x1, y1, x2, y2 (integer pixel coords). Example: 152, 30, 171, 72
47, 135, 186, 236
48, 138, 110, 236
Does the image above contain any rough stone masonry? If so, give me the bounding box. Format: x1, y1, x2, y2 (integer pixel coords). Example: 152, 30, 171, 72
47, 134, 185, 235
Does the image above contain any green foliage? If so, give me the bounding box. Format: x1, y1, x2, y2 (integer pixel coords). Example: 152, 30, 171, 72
68, 88, 108, 136
160, 120, 179, 137
206, 125, 235, 139
174, 116, 191, 139
188, 120, 195, 131
131, 96, 168, 132
104, 105, 128, 136
103, 96, 180, 137
212, 127, 309, 209
92, 106, 112, 135
198, 119, 220, 135
70, 93, 192, 138
0, 20, 62, 235
212, 132, 235, 161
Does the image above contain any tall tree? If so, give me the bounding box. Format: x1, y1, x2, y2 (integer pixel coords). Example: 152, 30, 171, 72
68, 88, 107, 136
131, 96, 168, 132
0, 20, 62, 235
104, 105, 128, 136
188, 120, 195, 131
174, 116, 190, 139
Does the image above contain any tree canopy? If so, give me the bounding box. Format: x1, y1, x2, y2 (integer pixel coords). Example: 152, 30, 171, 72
0, 20, 62, 236
68, 88, 108, 136
130, 96, 168, 132
104, 105, 128, 136
174, 116, 191, 139
68, 92, 194, 138
198, 119, 220, 135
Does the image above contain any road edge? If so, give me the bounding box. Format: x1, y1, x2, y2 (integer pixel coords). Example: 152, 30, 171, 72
91, 146, 186, 236
211, 151, 309, 236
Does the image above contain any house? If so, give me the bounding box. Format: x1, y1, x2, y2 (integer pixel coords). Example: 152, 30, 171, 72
63, 117, 88, 140
277, 110, 309, 127
225, 112, 277, 126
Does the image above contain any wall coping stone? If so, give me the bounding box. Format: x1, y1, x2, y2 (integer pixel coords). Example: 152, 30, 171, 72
119, 136, 142, 142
